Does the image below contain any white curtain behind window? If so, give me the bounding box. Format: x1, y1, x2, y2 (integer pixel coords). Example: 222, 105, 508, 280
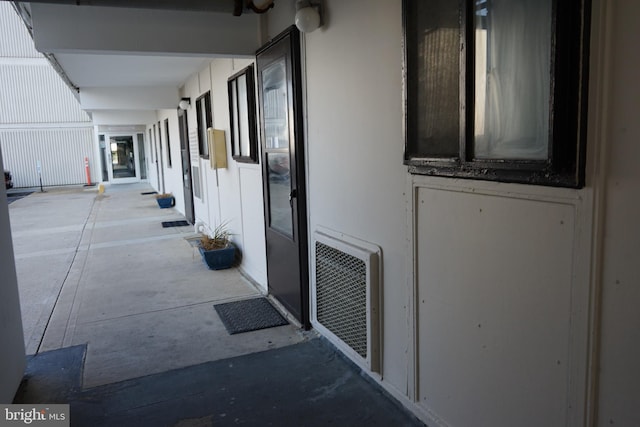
474, 0, 552, 160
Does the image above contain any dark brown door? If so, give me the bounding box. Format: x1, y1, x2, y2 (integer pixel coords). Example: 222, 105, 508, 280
178, 109, 195, 224
257, 27, 309, 328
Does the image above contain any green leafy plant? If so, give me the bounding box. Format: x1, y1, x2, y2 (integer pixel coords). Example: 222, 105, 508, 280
200, 221, 232, 250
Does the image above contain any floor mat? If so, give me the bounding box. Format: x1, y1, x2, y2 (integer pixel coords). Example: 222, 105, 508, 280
141, 191, 158, 195
214, 298, 288, 335
161, 220, 191, 228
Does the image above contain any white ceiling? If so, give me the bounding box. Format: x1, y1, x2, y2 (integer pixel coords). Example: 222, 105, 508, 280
54, 53, 212, 88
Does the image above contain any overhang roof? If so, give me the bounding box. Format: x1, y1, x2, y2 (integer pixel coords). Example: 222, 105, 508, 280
10, 1, 270, 112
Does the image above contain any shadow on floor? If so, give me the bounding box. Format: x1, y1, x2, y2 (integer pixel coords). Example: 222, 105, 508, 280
14, 339, 425, 427
6, 191, 33, 204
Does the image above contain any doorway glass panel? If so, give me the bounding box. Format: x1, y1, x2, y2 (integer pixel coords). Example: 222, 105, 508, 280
263, 60, 289, 150
267, 152, 292, 237
262, 56, 293, 237
110, 136, 136, 178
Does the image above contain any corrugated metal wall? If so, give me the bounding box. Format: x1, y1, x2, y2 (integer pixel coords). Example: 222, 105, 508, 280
0, 2, 97, 188
0, 128, 97, 187
0, 63, 91, 124
0, 2, 40, 58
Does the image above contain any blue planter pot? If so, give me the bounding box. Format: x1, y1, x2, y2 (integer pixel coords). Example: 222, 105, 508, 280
198, 245, 236, 270
156, 197, 174, 209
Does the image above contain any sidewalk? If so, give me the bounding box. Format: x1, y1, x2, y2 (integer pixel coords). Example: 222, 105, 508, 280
9, 183, 306, 388
9, 183, 425, 426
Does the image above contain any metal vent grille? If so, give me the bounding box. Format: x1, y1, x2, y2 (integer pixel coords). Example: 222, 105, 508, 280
315, 241, 367, 358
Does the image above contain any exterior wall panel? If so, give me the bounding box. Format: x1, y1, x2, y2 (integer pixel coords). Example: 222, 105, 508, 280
0, 63, 90, 124
412, 183, 587, 427
597, 1, 640, 425
0, 3, 40, 58
0, 128, 97, 187
303, 0, 409, 395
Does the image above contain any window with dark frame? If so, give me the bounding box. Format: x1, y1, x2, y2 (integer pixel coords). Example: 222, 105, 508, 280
228, 64, 258, 163
164, 118, 172, 167
403, 0, 591, 188
196, 92, 212, 158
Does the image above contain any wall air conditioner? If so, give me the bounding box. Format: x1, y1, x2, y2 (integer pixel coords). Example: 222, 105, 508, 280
313, 230, 381, 373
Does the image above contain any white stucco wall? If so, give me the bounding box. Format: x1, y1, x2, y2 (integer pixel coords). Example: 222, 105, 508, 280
263, 0, 296, 41
270, 1, 609, 426
166, 59, 268, 290
301, 0, 410, 394
596, 0, 640, 425
126, 0, 638, 424
144, 126, 159, 192
209, 58, 268, 288
155, 109, 183, 213
0, 146, 26, 403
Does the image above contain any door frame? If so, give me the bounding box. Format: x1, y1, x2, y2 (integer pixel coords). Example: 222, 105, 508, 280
105, 133, 141, 184
257, 26, 310, 328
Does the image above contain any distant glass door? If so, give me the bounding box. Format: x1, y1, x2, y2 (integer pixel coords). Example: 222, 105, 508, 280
108, 135, 140, 183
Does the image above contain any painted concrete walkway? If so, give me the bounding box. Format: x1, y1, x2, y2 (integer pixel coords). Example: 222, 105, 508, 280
9, 183, 424, 426
9, 183, 307, 388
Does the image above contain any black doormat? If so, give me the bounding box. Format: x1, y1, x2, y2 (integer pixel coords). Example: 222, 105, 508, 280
161, 220, 190, 228
141, 191, 158, 195
214, 298, 288, 335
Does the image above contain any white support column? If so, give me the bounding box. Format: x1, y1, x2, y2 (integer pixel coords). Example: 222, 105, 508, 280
0, 146, 26, 403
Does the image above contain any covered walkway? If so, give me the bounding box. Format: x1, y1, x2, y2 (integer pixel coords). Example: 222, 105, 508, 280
9, 184, 423, 426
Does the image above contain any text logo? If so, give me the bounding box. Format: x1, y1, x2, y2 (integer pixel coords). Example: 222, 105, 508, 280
0, 405, 69, 427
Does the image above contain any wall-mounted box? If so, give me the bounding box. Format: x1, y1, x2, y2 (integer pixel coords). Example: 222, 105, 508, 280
208, 128, 227, 169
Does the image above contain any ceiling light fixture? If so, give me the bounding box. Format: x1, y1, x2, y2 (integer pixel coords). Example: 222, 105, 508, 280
178, 98, 191, 110
295, 0, 323, 33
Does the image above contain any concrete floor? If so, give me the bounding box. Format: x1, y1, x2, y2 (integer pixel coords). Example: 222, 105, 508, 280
15, 340, 425, 427
9, 183, 425, 426
9, 183, 307, 388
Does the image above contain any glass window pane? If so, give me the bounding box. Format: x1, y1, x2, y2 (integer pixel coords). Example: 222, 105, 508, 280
193, 165, 201, 199
409, 0, 460, 157
197, 96, 210, 157
238, 74, 251, 157
267, 152, 292, 237
262, 60, 289, 150
474, 0, 551, 160
231, 80, 240, 156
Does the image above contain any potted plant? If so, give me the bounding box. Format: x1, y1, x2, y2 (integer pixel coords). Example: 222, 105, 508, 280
155, 193, 175, 209
198, 221, 236, 270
